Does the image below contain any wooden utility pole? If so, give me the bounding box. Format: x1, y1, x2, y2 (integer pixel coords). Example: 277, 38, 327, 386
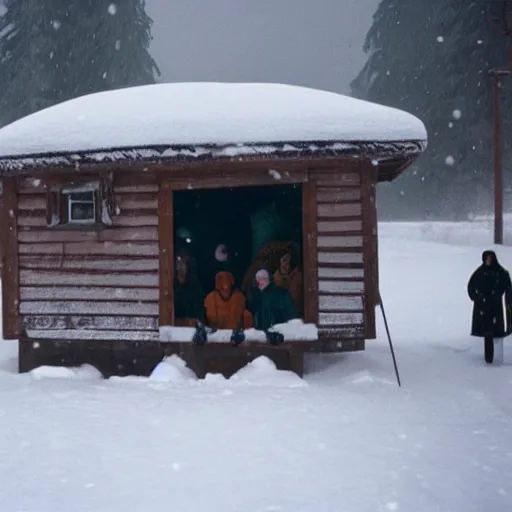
490, 1, 512, 244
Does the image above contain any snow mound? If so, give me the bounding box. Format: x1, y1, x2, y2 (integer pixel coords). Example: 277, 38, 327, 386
345, 370, 395, 386
0, 82, 427, 158
30, 364, 103, 381
149, 355, 197, 383
230, 356, 308, 388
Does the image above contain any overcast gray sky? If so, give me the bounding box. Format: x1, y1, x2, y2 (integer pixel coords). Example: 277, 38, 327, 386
145, 0, 379, 95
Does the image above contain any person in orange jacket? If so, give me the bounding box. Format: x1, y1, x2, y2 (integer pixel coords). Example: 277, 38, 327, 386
204, 271, 253, 330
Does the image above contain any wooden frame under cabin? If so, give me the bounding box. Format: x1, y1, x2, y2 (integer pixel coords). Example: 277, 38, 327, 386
0, 144, 424, 378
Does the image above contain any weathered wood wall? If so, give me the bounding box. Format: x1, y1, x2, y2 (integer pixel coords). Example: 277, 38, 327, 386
309, 159, 369, 341
17, 180, 160, 341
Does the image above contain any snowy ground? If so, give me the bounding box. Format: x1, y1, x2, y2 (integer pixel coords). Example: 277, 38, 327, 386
1, 220, 512, 512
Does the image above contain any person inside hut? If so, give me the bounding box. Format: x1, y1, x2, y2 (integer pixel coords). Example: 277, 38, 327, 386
467, 250, 512, 364
211, 242, 241, 285
247, 268, 298, 332
273, 244, 303, 317
204, 271, 253, 330
174, 248, 205, 327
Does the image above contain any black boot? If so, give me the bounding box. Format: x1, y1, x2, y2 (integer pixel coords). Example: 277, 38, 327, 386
193, 322, 208, 346
230, 328, 245, 347
484, 335, 494, 364
265, 330, 284, 346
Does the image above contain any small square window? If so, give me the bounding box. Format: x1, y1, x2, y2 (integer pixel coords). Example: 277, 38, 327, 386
46, 176, 117, 229
67, 191, 96, 224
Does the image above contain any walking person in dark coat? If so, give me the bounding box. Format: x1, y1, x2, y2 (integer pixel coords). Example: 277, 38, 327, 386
467, 250, 512, 363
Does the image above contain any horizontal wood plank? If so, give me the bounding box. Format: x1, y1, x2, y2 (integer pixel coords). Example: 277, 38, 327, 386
18, 196, 159, 213
319, 280, 365, 293
18, 184, 46, 195
318, 267, 365, 279
20, 286, 159, 301
18, 196, 46, 210
20, 301, 159, 316
311, 172, 360, 186
318, 252, 363, 264
20, 270, 158, 287
319, 295, 364, 311
114, 184, 159, 193
317, 220, 363, 233
19, 255, 160, 271
19, 242, 158, 257
22, 315, 159, 331
319, 312, 364, 326
18, 227, 158, 243
18, 215, 46, 227
316, 187, 361, 203
115, 195, 157, 210
19, 213, 159, 228
112, 215, 158, 227
25, 329, 160, 341
317, 203, 362, 218
317, 235, 363, 249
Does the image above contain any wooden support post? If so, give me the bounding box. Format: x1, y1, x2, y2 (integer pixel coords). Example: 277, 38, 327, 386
302, 179, 318, 324
158, 181, 174, 326
1, 178, 20, 340
361, 158, 377, 339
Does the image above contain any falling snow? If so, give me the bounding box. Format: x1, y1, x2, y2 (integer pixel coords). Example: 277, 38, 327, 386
448, 122, 454, 128
445, 155, 455, 166
115, 40, 121, 51
51, 20, 61, 30
108, 3, 118, 15
437, 36, 444, 42
452, 109, 462, 120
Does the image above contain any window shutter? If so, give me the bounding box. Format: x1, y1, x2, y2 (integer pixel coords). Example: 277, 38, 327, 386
100, 172, 117, 225
45, 189, 62, 227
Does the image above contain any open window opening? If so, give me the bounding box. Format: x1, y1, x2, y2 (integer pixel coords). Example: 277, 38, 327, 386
172, 184, 306, 336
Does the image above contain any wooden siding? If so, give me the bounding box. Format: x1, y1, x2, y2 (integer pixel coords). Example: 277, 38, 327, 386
309, 161, 366, 339
18, 180, 159, 341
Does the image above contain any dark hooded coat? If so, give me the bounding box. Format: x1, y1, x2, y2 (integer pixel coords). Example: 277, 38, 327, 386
247, 271, 298, 331
467, 250, 512, 338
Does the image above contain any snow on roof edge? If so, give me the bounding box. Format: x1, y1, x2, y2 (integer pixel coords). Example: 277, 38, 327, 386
0, 139, 427, 173
0, 82, 427, 161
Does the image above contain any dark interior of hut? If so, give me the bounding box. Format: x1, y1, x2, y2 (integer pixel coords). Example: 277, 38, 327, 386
172, 184, 304, 331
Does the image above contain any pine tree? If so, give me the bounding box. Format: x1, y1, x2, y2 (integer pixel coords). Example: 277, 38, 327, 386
0, 0, 160, 127
351, 0, 510, 219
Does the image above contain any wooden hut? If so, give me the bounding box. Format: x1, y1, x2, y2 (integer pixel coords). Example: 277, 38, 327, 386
0, 82, 427, 378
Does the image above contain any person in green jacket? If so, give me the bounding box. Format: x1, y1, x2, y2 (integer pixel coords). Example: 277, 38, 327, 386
247, 268, 298, 331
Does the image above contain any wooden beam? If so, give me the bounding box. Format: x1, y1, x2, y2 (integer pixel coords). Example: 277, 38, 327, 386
302, 180, 318, 324
361, 158, 378, 339
168, 168, 307, 191
158, 181, 174, 326
1, 178, 20, 339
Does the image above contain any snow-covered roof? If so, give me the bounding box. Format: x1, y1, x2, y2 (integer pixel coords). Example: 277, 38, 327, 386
0, 82, 427, 163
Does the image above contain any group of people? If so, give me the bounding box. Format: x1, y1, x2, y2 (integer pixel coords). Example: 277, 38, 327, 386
174, 241, 303, 333
467, 250, 512, 364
